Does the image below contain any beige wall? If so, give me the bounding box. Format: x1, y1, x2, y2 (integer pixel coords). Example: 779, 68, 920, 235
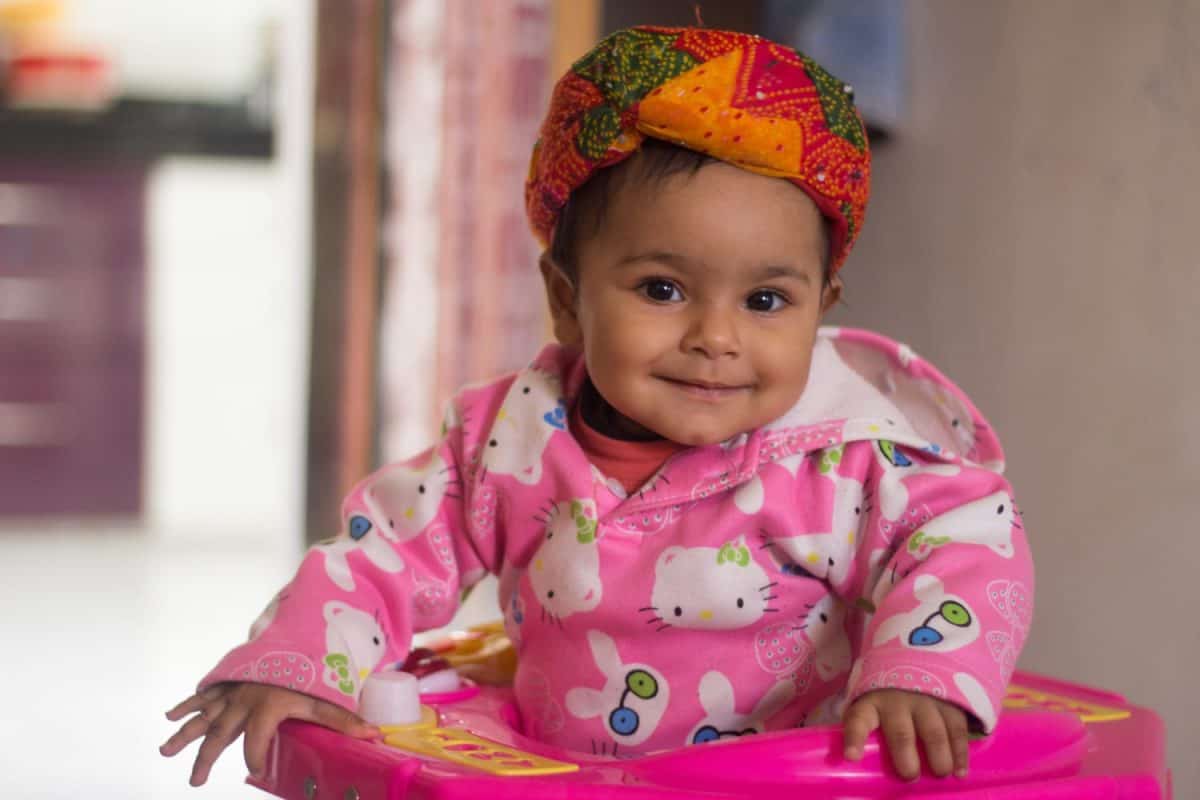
828, 1, 1199, 793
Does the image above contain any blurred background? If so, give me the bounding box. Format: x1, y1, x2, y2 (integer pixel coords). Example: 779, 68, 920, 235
0, 1, 1194, 797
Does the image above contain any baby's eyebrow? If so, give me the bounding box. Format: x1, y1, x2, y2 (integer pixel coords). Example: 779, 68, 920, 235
613, 250, 695, 270
754, 264, 813, 285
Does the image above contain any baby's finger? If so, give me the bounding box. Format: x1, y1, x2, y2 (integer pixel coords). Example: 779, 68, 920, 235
190, 704, 250, 787
159, 700, 226, 756
880, 709, 921, 781
243, 703, 289, 778
308, 697, 380, 738
941, 705, 970, 777
841, 700, 880, 761
913, 703, 953, 777
166, 686, 226, 721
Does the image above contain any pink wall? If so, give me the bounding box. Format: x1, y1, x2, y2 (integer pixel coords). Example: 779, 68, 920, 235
828, 2, 1199, 794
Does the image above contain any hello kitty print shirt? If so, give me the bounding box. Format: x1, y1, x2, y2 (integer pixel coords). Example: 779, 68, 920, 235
200, 327, 1034, 755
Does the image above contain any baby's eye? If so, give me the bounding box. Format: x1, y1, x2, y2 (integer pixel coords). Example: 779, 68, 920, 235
639, 279, 683, 303
746, 290, 788, 312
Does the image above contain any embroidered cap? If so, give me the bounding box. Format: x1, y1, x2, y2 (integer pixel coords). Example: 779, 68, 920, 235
525, 26, 872, 273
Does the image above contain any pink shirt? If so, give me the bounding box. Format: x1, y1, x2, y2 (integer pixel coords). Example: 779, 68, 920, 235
201, 327, 1034, 754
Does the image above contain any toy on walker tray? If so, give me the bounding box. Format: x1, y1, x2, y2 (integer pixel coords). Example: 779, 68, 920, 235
247, 622, 1170, 800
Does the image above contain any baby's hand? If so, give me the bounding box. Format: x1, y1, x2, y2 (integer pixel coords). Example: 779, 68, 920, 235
160, 682, 380, 786
842, 689, 970, 781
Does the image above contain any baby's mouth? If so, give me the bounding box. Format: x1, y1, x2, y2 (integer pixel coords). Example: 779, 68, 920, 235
658, 376, 752, 400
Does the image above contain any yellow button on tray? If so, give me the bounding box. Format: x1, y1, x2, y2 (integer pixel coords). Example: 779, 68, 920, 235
383, 726, 579, 777
1003, 684, 1131, 723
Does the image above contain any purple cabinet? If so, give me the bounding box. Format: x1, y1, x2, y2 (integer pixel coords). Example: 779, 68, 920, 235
0, 164, 145, 516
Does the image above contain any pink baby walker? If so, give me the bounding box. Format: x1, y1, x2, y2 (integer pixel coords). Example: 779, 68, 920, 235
248, 622, 1170, 800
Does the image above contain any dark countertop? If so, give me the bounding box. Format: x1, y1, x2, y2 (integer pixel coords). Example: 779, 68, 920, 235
0, 96, 274, 162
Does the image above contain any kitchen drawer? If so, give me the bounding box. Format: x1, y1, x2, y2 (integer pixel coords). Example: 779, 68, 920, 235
0, 163, 145, 517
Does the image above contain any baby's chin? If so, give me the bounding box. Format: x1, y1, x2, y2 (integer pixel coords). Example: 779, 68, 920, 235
631, 407, 786, 447
650, 423, 753, 448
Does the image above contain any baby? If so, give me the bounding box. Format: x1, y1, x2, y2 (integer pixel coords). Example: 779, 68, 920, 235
162, 26, 1033, 786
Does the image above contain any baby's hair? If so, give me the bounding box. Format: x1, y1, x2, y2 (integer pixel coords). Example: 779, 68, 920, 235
549, 138, 833, 288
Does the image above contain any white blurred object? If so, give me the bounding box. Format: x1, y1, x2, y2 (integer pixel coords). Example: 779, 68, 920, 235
66, 0, 284, 100
146, 160, 302, 544
416, 667, 461, 695
144, 0, 313, 547
359, 672, 422, 726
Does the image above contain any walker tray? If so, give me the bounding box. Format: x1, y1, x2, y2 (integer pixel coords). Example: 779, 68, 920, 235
248, 629, 1169, 800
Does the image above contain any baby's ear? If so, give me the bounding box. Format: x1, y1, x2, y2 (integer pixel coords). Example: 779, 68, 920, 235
539, 253, 582, 347
820, 273, 844, 315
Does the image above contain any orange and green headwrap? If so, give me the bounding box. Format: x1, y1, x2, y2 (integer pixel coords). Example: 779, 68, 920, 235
525, 26, 872, 273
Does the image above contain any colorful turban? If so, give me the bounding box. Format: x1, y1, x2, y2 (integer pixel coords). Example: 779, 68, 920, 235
525, 26, 872, 273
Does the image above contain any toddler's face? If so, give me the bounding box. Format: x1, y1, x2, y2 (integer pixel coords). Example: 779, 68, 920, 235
544, 160, 839, 446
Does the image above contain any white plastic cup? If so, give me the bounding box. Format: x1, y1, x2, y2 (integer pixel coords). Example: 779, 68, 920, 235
359, 671, 422, 726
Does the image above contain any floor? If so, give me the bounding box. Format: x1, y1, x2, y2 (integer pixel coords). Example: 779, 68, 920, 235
0, 523, 499, 799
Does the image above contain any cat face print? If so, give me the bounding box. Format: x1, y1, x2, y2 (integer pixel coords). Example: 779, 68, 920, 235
762, 473, 865, 589
528, 499, 603, 624
480, 370, 565, 486
321, 600, 387, 696
907, 490, 1020, 560
319, 515, 406, 593
364, 450, 459, 539
795, 594, 852, 680
644, 536, 777, 631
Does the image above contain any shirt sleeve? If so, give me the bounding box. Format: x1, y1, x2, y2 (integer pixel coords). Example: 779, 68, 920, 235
843, 440, 1035, 732
196, 398, 496, 711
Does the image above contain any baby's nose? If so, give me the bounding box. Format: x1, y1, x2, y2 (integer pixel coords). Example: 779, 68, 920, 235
682, 306, 740, 358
